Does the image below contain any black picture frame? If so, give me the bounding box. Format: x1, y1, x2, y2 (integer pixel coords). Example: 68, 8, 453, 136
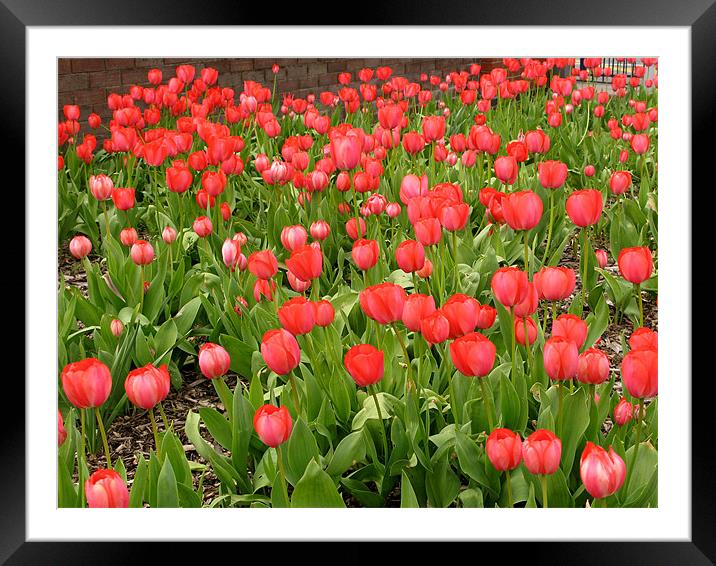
9, 1, 708, 562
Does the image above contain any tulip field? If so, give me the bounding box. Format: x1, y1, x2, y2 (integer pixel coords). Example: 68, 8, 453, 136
58, 58, 658, 509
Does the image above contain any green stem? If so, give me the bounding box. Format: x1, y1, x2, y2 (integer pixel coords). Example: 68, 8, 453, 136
540, 474, 549, 508
581, 228, 589, 309
94, 407, 111, 468
452, 230, 459, 291
478, 376, 495, 431
635, 284, 644, 328
288, 371, 301, 418
510, 308, 517, 384
276, 445, 290, 504
139, 265, 145, 314
371, 386, 390, 463
541, 191, 555, 266
79, 409, 87, 507
149, 407, 161, 459
393, 323, 416, 392
505, 468, 514, 508
623, 399, 643, 494
102, 201, 111, 241
523, 229, 530, 278
158, 401, 170, 432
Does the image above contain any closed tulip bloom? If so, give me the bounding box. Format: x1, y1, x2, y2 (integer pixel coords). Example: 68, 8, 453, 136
253, 278, 276, 302
399, 174, 429, 204
344, 344, 385, 387
630, 134, 650, 154
310, 220, 330, 241
566, 189, 603, 227
442, 294, 480, 339
261, 329, 301, 375
515, 317, 538, 346
166, 164, 193, 193
613, 398, 634, 426
280, 225, 308, 251
491, 267, 529, 308
579, 442, 626, 500
576, 348, 610, 384
120, 227, 138, 246
248, 250, 278, 280
595, 249, 609, 268
331, 135, 362, 170
552, 314, 588, 349
313, 300, 335, 327
112, 187, 135, 211
538, 160, 568, 189
584, 165, 596, 177
609, 171, 632, 195
417, 259, 433, 278
345, 217, 367, 240
414, 217, 443, 246
61, 358, 112, 409
522, 429, 562, 475
253, 405, 293, 447
85, 469, 129, 508
629, 327, 658, 351
401, 293, 436, 333
618, 247, 653, 284
359, 282, 407, 325
124, 363, 171, 409
621, 348, 658, 398
198, 343, 231, 379
450, 332, 496, 377
278, 297, 316, 336
286, 244, 323, 282
486, 428, 523, 471
89, 174, 114, 201
476, 304, 497, 329
58, 410, 67, 446
221, 238, 241, 270
439, 202, 470, 231
110, 318, 124, 337
130, 240, 154, 266
386, 202, 402, 218
543, 336, 579, 381
422, 115, 446, 142
352, 239, 380, 271
494, 155, 519, 185
513, 281, 539, 318
395, 240, 425, 273
69, 235, 92, 259
534, 266, 576, 301
162, 226, 177, 245
420, 309, 450, 345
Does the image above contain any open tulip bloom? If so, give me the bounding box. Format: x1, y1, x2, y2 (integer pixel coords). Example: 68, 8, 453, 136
57, 57, 658, 509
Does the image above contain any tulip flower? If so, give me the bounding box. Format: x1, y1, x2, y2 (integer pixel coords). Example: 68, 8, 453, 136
248, 250, 278, 280
420, 309, 450, 345
580, 442, 626, 502
162, 226, 177, 245
621, 348, 658, 399
618, 246, 653, 326
253, 405, 293, 447
449, 332, 496, 378
57, 410, 67, 446
130, 240, 154, 266
310, 220, 330, 241
61, 358, 112, 409
280, 225, 308, 251
613, 398, 634, 426
543, 336, 579, 382
112, 187, 135, 211
286, 244, 323, 283
124, 363, 171, 410
552, 314, 588, 349
522, 429, 562, 507
313, 300, 335, 327
85, 469, 129, 508
110, 319, 124, 337
359, 283, 406, 325
395, 240, 425, 273
344, 344, 385, 387
278, 297, 316, 336
629, 327, 658, 351
401, 294, 436, 333
198, 343, 231, 379
69, 235, 92, 260
352, 239, 380, 271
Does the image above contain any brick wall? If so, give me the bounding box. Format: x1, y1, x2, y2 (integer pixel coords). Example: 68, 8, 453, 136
58, 57, 502, 130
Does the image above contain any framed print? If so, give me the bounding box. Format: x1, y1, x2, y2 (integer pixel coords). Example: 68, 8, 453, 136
7, 0, 710, 562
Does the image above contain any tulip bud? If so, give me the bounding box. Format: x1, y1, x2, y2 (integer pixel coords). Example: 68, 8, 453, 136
576, 348, 610, 384
613, 398, 634, 426
57, 410, 67, 446
486, 428, 523, 472
621, 348, 658, 398
617, 246, 653, 284
130, 240, 154, 266
543, 336, 579, 381
522, 429, 562, 475
310, 220, 331, 241
110, 319, 124, 337
85, 469, 129, 508
124, 363, 171, 409
162, 226, 177, 244
261, 329, 301, 375
352, 239, 380, 271
61, 358, 112, 409
579, 442, 626, 499
253, 405, 293, 447
313, 300, 335, 327
89, 174, 114, 201
449, 332, 496, 377
344, 344, 385, 387
120, 227, 138, 247
198, 343, 231, 379
69, 235, 92, 259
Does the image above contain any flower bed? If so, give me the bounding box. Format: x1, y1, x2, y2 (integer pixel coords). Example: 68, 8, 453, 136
57, 57, 658, 508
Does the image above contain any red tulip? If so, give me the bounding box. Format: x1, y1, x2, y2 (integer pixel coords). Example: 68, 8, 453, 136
579, 442, 626, 499
89, 174, 114, 201
515, 317, 538, 346
110, 319, 124, 337
344, 344, 385, 387
395, 240, 425, 273
442, 294, 480, 339
313, 300, 335, 327
345, 217, 367, 240
543, 336, 579, 381
621, 348, 658, 398
253, 405, 293, 447
629, 327, 658, 351
61, 358, 112, 409
566, 189, 603, 227
280, 225, 308, 251
310, 220, 330, 241
260, 329, 301, 375
617, 247, 653, 284
614, 398, 634, 426
352, 239, 380, 271
399, 174, 429, 204
420, 309, 450, 345
491, 267, 529, 308
58, 410, 67, 446
414, 217, 442, 246
422, 115, 446, 142
120, 227, 138, 246
401, 294, 436, 333
486, 428, 523, 471
476, 304, 497, 329
494, 155, 519, 185
85, 469, 129, 508
112, 187, 135, 211
576, 348, 610, 384
130, 240, 154, 266
538, 160, 568, 189
595, 249, 608, 268
524, 129, 551, 153
124, 363, 171, 409
359, 283, 407, 325
522, 429, 562, 475
253, 278, 276, 302
69, 235, 92, 259
162, 226, 177, 245
450, 332, 496, 377
248, 250, 278, 280
193, 216, 213, 238
198, 343, 231, 379
513, 281, 539, 318
609, 171, 632, 195
331, 134, 362, 170
286, 244, 323, 282
631, 134, 650, 154
534, 267, 576, 301
278, 297, 316, 336
552, 314, 588, 349
439, 202, 470, 231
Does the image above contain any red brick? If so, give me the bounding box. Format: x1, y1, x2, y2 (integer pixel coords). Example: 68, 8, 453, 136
230, 59, 253, 72
70, 88, 107, 106
90, 70, 121, 88
286, 64, 307, 79
253, 59, 275, 70
307, 62, 327, 76
104, 58, 135, 70
70, 58, 105, 73
134, 58, 164, 68
58, 73, 89, 93
121, 68, 148, 86
281, 79, 299, 92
